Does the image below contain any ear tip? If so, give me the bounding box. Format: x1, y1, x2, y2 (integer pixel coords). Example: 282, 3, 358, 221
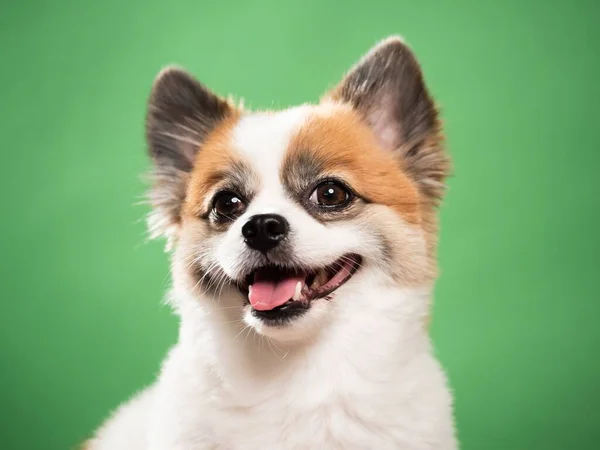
371, 35, 412, 54
379, 35, 406, 45
155, 65, 187, 78
151, 65, 194, 92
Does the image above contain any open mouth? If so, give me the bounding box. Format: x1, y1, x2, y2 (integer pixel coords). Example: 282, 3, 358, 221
239, 254, 362, 312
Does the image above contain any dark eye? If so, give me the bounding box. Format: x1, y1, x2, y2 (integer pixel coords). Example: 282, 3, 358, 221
212, 191, 246, 220
309, 181, 352, 208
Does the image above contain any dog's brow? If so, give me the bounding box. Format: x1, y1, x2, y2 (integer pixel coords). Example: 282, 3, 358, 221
211, 160, 256, 197
280, 149, 325, 194
228, 160, 255, 193
188, 158, 257, 219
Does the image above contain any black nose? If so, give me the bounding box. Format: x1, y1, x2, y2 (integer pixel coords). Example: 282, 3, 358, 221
241, 214, 289, 253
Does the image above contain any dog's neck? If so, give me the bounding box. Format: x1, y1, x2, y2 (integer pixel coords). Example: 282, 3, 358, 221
173, 280, 434, 397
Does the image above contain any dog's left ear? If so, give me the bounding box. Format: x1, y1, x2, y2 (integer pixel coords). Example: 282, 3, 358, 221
325, 36, 449, 203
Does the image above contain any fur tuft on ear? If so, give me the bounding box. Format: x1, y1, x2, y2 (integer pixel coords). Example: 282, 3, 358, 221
145, 67, 235, 248
325, 36, 449, 204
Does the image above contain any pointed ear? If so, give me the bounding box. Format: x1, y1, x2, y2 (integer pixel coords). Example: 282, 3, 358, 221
145, 67, 235, 246
325, 36, 449, 203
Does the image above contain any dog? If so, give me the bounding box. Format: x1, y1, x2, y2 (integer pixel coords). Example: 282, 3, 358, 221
85, 36, 457, 450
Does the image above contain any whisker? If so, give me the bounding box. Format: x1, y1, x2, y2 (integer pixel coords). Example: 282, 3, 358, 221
243, 326, 253, 344
266, 337, 284, 362
234, 324, 251, 340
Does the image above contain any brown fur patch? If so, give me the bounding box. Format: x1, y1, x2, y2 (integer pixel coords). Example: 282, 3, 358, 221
183, 111, 255, 219
283, 104, 422, 225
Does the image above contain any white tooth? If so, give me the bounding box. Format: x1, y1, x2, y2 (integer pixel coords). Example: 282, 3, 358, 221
248, 285, 253, 297
293, 281, 302, 301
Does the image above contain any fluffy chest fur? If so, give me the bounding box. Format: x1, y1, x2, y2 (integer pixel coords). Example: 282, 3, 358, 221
144, 285, 455, 450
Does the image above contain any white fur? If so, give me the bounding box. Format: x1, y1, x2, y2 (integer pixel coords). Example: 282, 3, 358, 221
91, 283, 456, 450
89, 108, 457, 450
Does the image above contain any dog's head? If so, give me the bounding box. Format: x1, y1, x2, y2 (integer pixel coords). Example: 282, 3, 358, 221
146, 37, 449, 341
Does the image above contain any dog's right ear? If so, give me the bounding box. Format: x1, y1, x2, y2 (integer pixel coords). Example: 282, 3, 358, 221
324, 37, 448, 205
145, 67, 235, 247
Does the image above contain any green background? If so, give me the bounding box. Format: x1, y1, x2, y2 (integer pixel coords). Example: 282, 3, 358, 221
1, 1, 599, 449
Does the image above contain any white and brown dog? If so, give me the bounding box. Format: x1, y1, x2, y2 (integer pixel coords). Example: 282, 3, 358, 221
87, 36, 456, 450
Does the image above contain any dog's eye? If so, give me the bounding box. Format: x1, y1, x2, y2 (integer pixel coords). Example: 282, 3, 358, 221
309, 181, 352, 208
212, 191, 246, 220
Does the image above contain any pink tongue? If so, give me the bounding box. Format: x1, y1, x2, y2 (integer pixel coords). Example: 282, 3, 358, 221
249, 275, 304, 311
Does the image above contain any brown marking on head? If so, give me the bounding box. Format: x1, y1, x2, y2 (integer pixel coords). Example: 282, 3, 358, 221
182, 112, 256, 220
283, 104, 422, 225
